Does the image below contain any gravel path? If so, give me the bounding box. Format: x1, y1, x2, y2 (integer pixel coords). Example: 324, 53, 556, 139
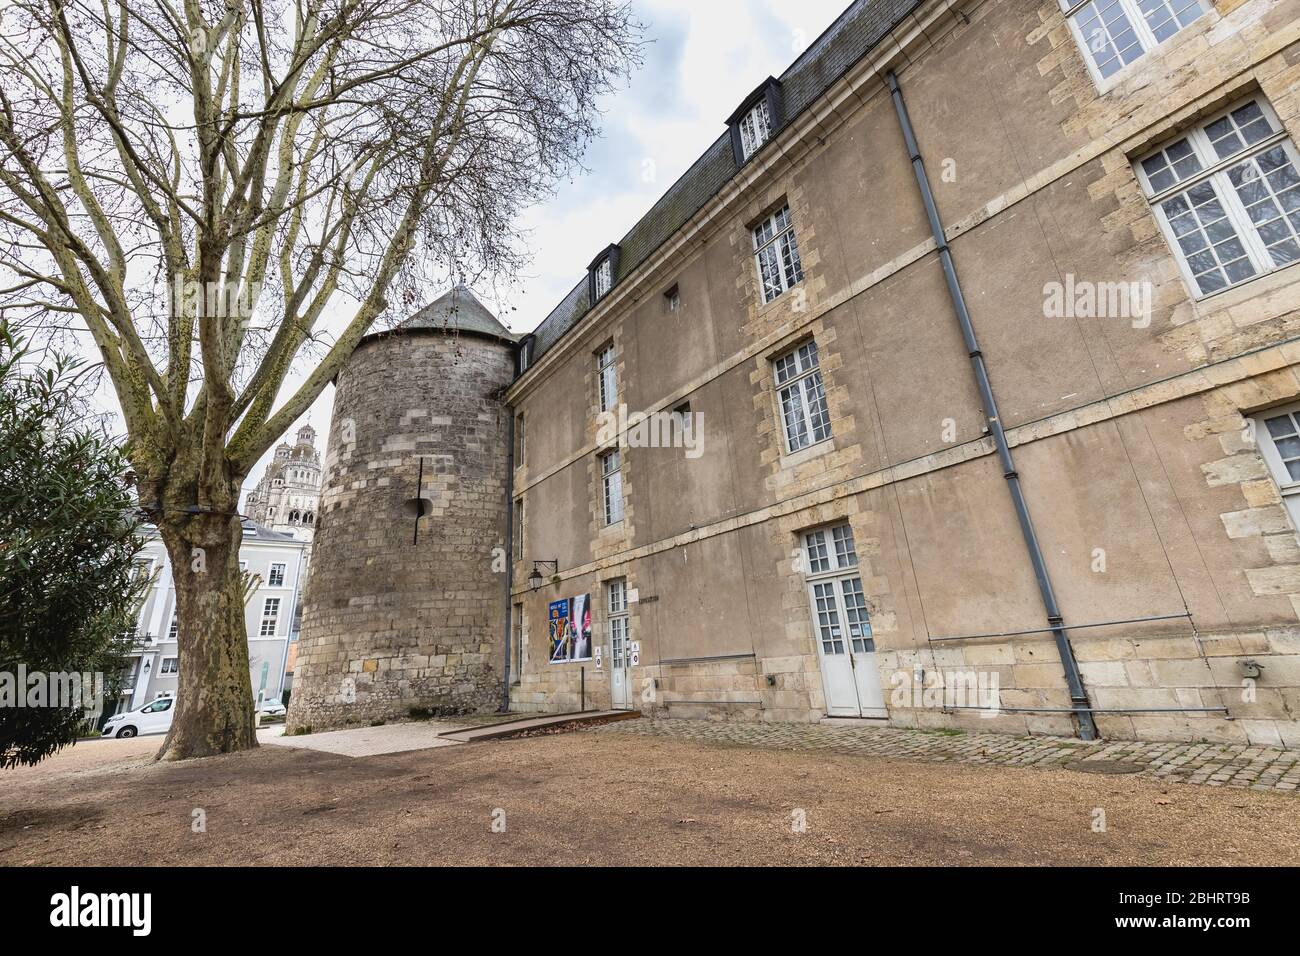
2, 722, 1298, 866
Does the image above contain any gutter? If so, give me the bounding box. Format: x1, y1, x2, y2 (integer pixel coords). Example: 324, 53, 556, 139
886, 69, 1099, 741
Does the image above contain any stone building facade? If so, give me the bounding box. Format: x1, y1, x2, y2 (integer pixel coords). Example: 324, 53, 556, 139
287, 287, 516, 729
296, 0, 1300, 746
245, 424, 323, 544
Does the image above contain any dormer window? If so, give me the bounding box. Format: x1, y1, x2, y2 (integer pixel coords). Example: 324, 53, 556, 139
727, 77, 783, 166
587, 244, 621, 304
517, 334, 534, 374
739, 98, 772, 160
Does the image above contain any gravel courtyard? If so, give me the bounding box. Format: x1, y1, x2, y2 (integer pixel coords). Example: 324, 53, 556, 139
3, 721, 1299, 866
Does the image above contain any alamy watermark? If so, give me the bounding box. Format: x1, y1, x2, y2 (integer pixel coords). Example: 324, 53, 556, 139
889, 667, 1001, 716
1043, 274, 1152, 329
170, 277, 262, 320
0, 666, 106, 716
595, 403, 705, 459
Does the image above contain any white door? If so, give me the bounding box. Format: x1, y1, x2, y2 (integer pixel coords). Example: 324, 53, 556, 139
804, 525, 887, 718
607, 579, 631, 709
810, 581, 860, 716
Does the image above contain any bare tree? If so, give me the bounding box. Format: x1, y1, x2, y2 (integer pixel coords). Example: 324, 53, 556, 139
0, 0, 639, 759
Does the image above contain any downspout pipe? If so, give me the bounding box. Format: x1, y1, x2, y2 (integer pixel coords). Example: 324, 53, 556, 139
886, 70, 1098, 741
501, 406, 515, 712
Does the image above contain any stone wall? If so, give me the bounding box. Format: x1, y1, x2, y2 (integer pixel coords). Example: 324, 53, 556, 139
504, 0, 1300, 744
288, 330, 513, 731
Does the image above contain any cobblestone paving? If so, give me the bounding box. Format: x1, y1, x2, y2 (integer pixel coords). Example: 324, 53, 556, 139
592, 718, 1300, 794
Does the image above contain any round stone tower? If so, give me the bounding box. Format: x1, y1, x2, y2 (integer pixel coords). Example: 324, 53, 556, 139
287, 286, 517, 730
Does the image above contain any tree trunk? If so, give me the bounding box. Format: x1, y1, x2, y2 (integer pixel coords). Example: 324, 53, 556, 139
155, 510, 258, 761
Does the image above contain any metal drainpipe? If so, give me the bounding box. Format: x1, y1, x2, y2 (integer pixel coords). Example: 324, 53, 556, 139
501, 405, 515, 712
886, 70, 1098, 741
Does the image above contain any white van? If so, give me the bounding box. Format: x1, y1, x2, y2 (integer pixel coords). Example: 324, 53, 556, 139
101, 696, 175, 738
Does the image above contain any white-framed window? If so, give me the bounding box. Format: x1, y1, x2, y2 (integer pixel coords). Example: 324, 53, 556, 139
515, 413, 525, 467
802, 523, 873, 655
664, 284, 680, 313
601, 449, 624, 525
753, 204, 804, 304
607, 577, 629, 668
1136, 97, 1300, 298
594, 257, 613, 299
597, 343, 617, 412
268, 563, 286, 587
739, 97, 772, 160
1062, 0, 1206, 85
259, 597, 281, 637
159, 657, 179, 676
774, 340, 832, 453
167, 615, 178, 640
1255, 404, 1300, 534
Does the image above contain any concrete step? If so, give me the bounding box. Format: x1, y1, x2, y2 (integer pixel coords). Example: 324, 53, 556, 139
438, 709, 640, 743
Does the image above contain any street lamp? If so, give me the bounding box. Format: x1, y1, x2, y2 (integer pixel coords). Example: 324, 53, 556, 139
528, 559, 558, 591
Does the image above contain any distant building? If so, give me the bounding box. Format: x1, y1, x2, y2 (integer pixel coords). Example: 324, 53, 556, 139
244, 423, 322, 693
245, 424, 322, 543
110, 521, 308, 718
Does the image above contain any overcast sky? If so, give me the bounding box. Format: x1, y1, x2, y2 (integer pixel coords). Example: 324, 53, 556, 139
83, 0, 855, 503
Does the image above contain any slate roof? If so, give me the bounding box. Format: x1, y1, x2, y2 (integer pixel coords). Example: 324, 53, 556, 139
400, 284, 517, 343
525, 0, 923, 366
239, 520, 303, 544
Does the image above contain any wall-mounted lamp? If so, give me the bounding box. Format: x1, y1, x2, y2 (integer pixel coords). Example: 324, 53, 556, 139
527, 559, 559, 592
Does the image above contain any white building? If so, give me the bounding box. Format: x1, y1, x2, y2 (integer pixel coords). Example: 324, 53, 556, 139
111, 521, 309, 718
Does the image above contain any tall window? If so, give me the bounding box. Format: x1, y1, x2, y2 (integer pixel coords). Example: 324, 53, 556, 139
594, 257, 613, 299
167, 614, 178, 640
1062, 0, 1206, 84
753, 204, 804, 304
268, 562, 286, 587
260, 597, 280, 637
1136, 98, 1300, 298
738, 97, 772, 160
512, 603, 524, 683
515, 413, 525, 467
597, 343, 617, 412
803, 523, 873, 655
774, 340, 831, 453
601, 450, 624, 525
513, 498, 524, 560
1255, 404, 1300, 534
607, 578, 629, 668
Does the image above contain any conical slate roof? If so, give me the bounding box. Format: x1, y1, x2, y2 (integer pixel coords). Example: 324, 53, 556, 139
399, 285, 516, 342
